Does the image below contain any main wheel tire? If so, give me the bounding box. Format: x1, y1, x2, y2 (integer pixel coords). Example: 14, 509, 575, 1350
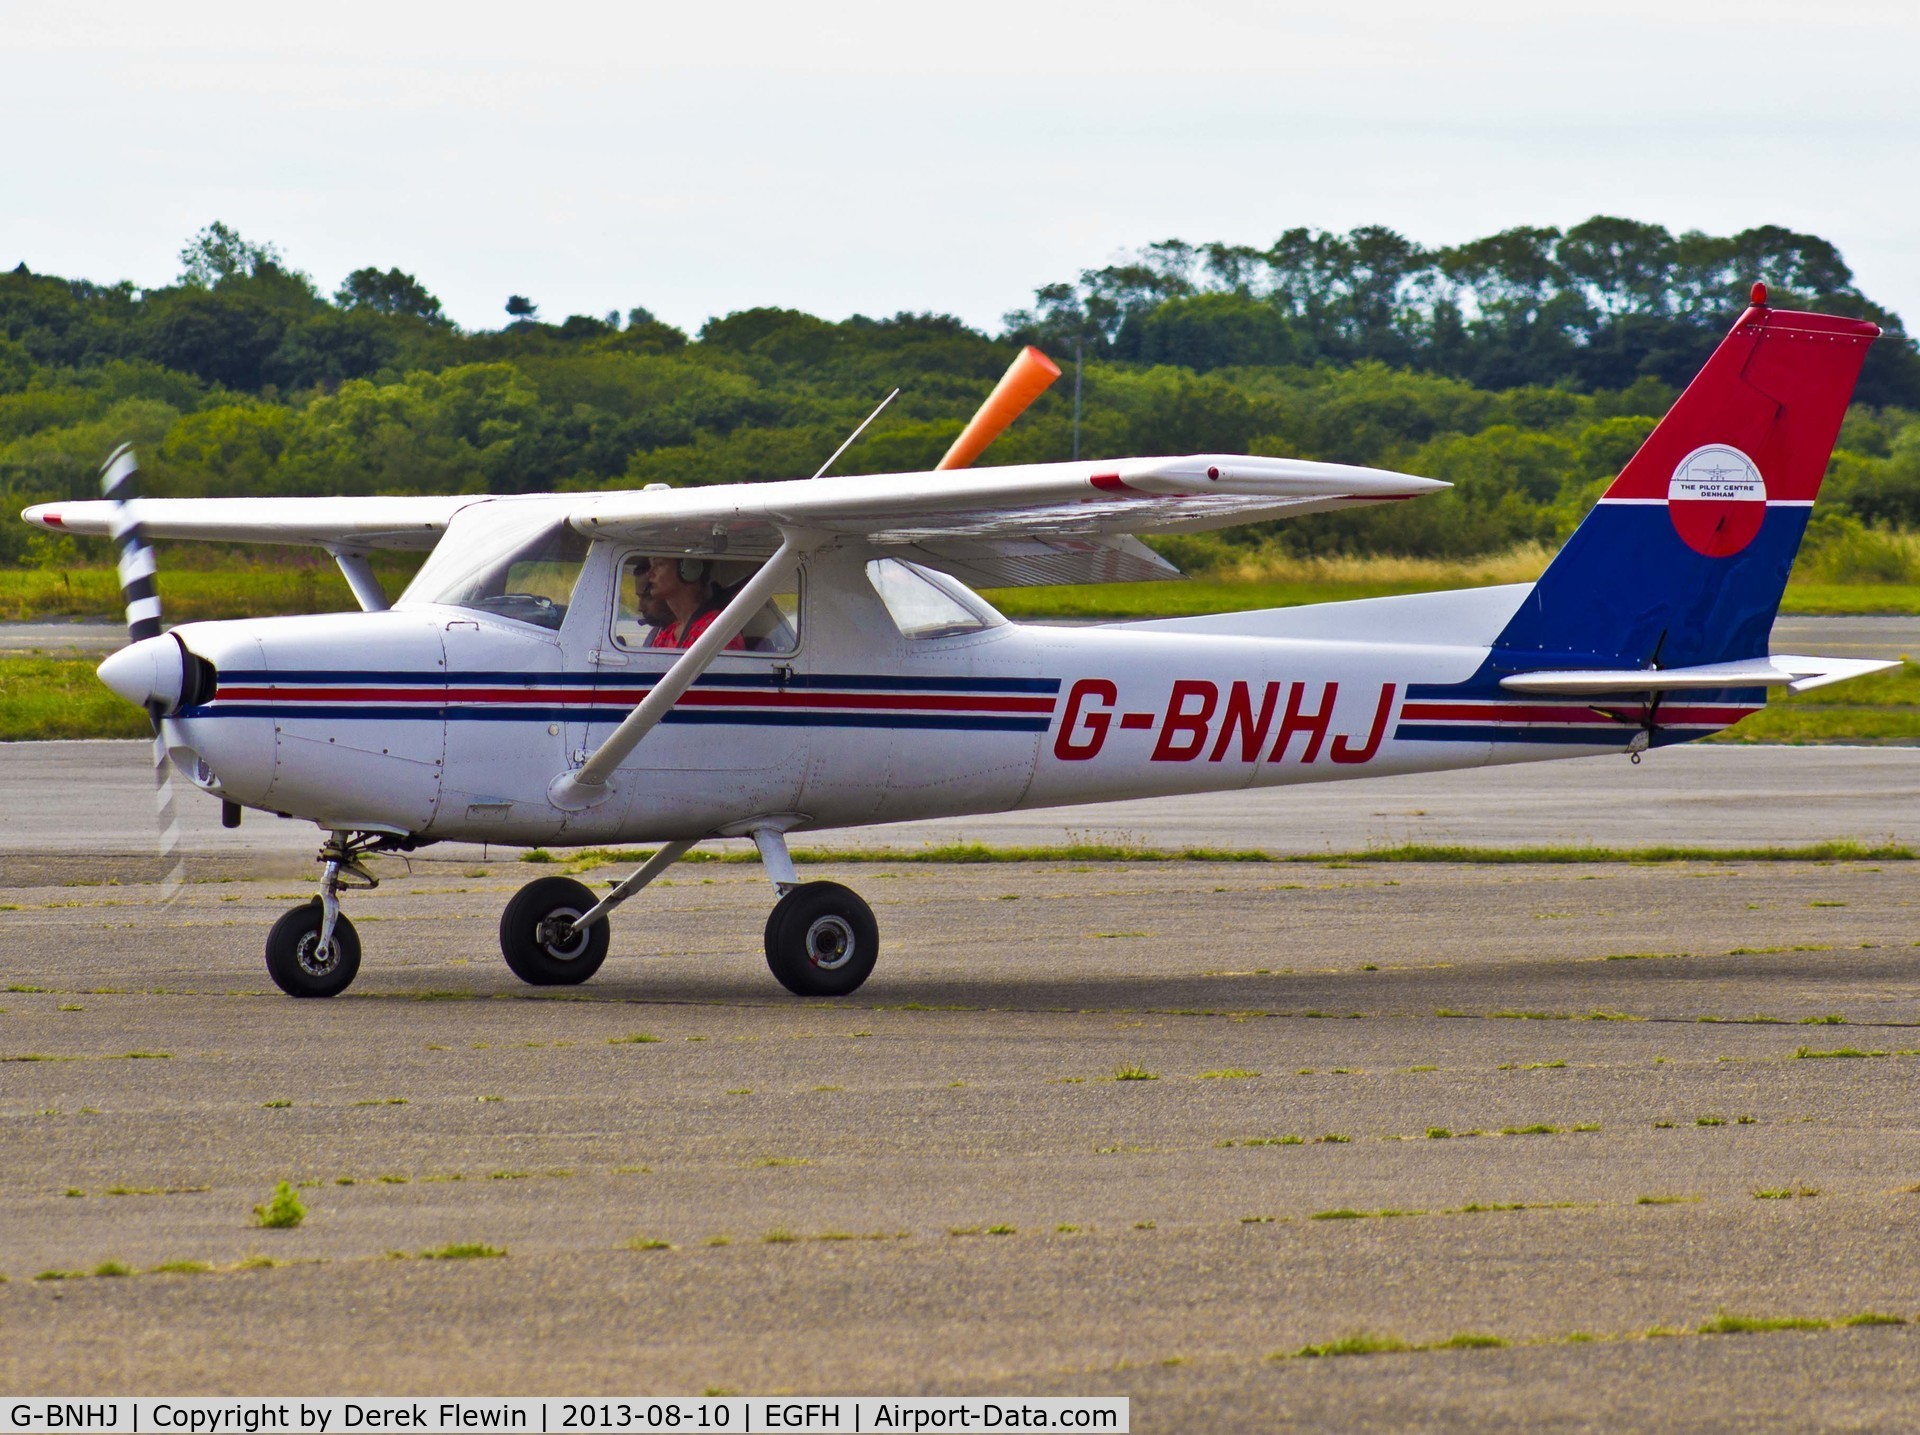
499, 876, 609, 986
764, 881, 878, 997
265, 900, 362, 998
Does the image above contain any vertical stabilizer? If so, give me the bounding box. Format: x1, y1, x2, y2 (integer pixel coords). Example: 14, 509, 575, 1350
1492, 288, 1878, 671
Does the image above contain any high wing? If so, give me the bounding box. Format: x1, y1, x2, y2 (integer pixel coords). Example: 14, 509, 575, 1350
21, 455, 1445, 588
21, 495, 479, 550
566, 454, 1447, 560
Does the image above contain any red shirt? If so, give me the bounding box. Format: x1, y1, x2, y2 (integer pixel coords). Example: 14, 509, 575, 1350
646, 608, 745, 651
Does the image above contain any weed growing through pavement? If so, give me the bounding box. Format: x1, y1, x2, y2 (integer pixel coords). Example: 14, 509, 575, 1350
253, 1182, 305, 1230
1293, 1333, 1410, 1358
1698, 1310, 1829, 1335
420, 1244, 504, 1260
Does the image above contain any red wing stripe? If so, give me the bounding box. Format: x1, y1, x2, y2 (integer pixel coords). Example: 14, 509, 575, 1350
1089, 473, 1145, 495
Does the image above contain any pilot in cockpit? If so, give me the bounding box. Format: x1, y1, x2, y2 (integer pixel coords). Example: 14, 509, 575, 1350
635, 556, 745, 651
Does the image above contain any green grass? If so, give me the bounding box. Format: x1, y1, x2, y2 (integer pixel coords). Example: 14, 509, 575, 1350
540, 838, 1911, 872
1708, 659, 1920, 745
0, 559, 415, 623
0, 655, 147, 740
1778, 582, 1920, 615
988, 576, 1920, 622
419, 1243, 505, 1260
7, 553, 1919, 628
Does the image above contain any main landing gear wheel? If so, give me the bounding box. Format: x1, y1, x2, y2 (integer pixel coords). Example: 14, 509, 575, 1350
500, 876, 610, 986
265, 900, 362, 998
764, 881, 878, 997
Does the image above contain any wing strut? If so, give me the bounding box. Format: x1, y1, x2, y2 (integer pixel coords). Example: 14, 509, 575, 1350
326, 545, 390, 612
547, 533, 809, 810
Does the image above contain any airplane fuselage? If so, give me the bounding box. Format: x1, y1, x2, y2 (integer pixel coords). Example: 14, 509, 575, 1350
157, 548, 1756, 847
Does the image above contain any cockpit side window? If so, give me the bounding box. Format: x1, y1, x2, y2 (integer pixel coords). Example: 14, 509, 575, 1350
612, 554, 800, 654
398, 508, 589, 632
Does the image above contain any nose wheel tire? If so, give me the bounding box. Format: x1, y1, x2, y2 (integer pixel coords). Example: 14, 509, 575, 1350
265, 901, 362, 998
500, 876, 610, 986
764, 881, 878, 997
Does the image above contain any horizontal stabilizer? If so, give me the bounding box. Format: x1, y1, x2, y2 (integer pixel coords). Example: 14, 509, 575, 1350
1500, 654, 1897, 696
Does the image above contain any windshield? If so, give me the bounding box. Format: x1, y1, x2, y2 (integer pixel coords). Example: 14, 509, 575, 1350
398, 504, 589, 631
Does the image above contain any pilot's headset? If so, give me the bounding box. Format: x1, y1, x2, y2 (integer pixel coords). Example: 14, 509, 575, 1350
676, 557, 714, 585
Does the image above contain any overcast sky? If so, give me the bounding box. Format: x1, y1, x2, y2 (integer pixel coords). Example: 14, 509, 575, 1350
5, 1, 1915, 335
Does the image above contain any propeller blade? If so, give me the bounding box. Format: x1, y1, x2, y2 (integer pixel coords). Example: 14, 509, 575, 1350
101, 445, 184, 898
936, 346, 1062, 471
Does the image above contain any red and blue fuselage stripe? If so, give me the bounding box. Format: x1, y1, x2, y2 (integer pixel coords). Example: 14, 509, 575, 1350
187, 671, 1064, 733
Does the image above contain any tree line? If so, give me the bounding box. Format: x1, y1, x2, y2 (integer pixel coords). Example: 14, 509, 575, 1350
3, 221, 1917, 572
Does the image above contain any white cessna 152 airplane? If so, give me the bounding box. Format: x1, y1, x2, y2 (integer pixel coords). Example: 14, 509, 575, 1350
21, 285, 1894, 1000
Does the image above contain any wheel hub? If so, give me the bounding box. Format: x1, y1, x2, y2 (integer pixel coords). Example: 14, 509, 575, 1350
536, 909, 591, 961
804, 914, 856, 970
295, 932, 339, 978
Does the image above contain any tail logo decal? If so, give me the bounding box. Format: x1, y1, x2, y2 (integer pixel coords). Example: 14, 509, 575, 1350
1667, 443, 1765, 557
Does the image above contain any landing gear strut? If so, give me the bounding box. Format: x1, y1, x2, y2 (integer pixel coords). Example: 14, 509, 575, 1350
265, 831, 386, 997
764, 880, 878, 997
751, 827, 878, 997
507, 827, 881, 996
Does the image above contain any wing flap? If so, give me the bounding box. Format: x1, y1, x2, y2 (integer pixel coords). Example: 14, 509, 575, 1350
904, 534, 1183, 589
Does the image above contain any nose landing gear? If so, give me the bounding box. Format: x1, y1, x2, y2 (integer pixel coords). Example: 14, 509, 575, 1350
263, 831, 389, 998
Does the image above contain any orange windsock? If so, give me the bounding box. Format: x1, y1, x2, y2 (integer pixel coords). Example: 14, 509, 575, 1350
936, 345, 1063, 470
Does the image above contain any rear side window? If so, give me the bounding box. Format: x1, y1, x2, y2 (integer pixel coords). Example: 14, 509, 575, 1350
865, 558, 1002, 640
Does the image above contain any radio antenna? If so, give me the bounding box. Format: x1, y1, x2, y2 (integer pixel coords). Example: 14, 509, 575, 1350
811, 388, 900, 479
